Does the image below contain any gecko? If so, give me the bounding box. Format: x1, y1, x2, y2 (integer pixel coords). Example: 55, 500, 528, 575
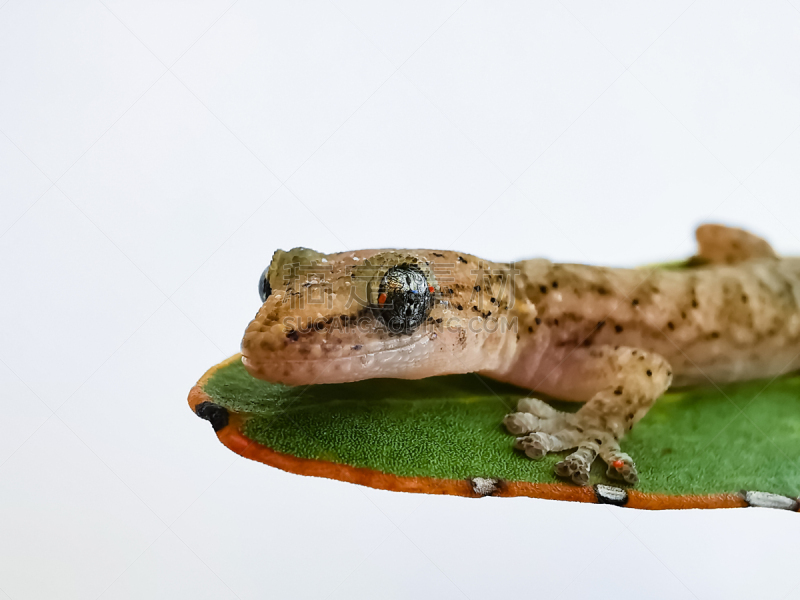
240, 224, 800, 486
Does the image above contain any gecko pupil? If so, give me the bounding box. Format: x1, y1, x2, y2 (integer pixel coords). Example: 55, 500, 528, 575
374, 264, 432, 334
258, 267, 272, 302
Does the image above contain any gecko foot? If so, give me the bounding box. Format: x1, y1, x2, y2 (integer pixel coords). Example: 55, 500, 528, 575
505, 398, 638, 486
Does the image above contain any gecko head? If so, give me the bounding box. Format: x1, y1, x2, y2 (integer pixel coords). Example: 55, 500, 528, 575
241, 247, 519, 386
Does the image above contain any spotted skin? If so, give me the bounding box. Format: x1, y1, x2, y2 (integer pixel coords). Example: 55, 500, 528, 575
241, 225, 800, 485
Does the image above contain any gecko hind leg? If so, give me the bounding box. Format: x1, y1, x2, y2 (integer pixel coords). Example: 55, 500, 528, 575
505, 346, 672, 486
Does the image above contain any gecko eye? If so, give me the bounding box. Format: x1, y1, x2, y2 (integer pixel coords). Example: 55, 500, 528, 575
374, 264, 433, 334
258, 267, 272, 302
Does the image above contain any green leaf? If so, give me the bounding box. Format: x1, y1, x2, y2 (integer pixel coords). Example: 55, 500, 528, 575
202, 359, 800, 497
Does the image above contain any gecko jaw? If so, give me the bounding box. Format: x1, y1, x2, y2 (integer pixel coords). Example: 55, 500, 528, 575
241, 321, 484, 386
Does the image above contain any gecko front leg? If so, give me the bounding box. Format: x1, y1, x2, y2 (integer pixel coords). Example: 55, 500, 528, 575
504, 346, 673, 485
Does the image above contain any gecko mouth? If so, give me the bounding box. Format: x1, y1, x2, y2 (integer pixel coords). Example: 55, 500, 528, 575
243, 317, 431, 363
241, 331, 437, 385
241, 316, 465, 386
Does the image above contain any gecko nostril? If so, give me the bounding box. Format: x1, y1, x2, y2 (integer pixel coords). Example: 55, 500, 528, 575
258, 266, 272, 302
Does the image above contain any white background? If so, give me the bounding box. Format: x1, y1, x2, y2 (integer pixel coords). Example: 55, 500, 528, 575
2, 1, 800, 598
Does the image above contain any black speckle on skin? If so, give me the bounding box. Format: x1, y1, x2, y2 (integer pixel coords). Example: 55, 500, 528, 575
646, 369, 652, 376
552, 281, 558, 288
195, 402, 229, 432
474, 285, 481, 292
710, 331, 719, 338
742, 294, 748, 303
614, 387, 623, 395
528, 326, 533, 333
286, 330, 299, 341
539, 285, 548, 294
597, 287, 608, 295
432, 252, 444, 257
615, 324, 623, 333
667, 321, 674, 330
351, 344, 362, 350
596, 320, 606, 330
632, 298, 639, 306
490, 297, 496, 303
534, 317, 542, 325
553, 319, 559, 326
458, 256, 468, 264
692, 299, 698, 308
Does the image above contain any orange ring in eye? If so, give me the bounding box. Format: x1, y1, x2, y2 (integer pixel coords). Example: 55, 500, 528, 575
378, 293, 387, 305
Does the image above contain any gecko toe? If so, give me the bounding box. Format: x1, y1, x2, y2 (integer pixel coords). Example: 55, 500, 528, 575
504, 412, 540, 435
514, 432, 556, 459
555, 458, 590, 486
505, 398, 568, 436
606, 454, 638, 484
516, 397, 560, 418
555, 447, 595, 486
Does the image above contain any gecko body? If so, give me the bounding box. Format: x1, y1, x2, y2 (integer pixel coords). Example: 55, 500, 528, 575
241, 225, 800, 485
